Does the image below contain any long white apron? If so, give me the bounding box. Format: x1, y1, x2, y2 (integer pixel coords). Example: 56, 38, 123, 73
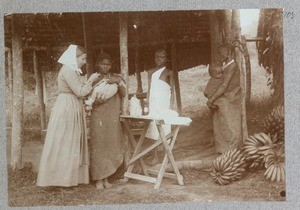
146, 67, 172, 140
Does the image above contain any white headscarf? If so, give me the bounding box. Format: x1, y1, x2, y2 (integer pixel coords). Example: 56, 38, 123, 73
58, 44, 83, 75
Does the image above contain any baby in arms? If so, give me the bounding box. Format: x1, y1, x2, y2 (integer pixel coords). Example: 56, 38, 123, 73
204, 64, 224, 111
85, 77, 118, 110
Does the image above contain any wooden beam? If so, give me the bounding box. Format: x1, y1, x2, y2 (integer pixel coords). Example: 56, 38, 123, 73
171, 43, 182, 115
11, 39, 210, 52
7, 49, 13, 127
33, 51, 46, 131
147, 169, 177, 179
232, 10, 248, 142
124, 172, 157, 184
119, 13, 129, 115
245, 37, 263, 42
11, 15, 24, 169
82, 13, 94, 77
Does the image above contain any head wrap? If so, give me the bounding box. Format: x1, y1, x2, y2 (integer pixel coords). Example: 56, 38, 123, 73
58, 44, 83, 75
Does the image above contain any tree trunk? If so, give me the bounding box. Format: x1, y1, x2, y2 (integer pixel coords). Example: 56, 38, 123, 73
11, 15, 24, 169
33, 51, 47, 131
82, 13, 95, 77
232, 10, 248, 142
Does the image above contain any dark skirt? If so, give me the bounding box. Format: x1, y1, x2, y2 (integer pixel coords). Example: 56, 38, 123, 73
89, 93, 124, 180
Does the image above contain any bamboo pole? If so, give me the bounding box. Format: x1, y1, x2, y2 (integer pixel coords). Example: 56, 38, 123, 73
33, 51, 46, 131
82, 13, 94, 77
232, 10, 248, 142
11, 15, 24, 169
171, 43, 182, 115
119, 13, 129, 115
7, 49, 13, 127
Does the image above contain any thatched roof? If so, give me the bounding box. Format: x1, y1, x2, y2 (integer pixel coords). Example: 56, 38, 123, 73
257, 8, 284, 103
4, 11, 211, 74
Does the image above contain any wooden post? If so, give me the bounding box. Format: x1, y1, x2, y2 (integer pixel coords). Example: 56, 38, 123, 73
232, 9, 248, 141
41, 70, 47, 105
119, 13, 129, 115
209, 10, 223, 64
33, 51, 46, 131
7, 49, 13, 127
11, 15, 24, 169
82, 13, 94, 77
171, 43, 182, 115
135, 48, 143, 94
241, 35, 251, 104
170, 44, 175, 109
135, 47, 145, 112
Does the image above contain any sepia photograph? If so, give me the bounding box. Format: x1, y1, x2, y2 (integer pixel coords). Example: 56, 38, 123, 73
3, 8, 285, 206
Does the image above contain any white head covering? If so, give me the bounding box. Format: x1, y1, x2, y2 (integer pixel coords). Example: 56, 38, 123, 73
58, 44, 83, 75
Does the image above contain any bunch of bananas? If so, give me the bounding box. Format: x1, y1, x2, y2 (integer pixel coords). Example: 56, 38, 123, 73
210, 148, 246, 185
262, 105, 284, 143
243, 133, 274, 170
264, 143, 285, 182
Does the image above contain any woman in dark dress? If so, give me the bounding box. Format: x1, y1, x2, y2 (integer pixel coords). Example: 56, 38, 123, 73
207, 43, 242, 153
89, 53, 126, 189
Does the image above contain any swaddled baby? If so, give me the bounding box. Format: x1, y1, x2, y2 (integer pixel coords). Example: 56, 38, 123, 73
204, 64, 224, 111
204, 64, 224, 99
85, 78, 118, 110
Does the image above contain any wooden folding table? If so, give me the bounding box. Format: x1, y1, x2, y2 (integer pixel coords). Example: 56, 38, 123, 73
120, 115, 191, 189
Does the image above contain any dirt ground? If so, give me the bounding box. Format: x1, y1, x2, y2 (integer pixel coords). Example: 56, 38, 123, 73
5, 43, 286, 206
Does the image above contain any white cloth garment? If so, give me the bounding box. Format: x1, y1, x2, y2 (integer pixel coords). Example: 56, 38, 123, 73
58, 44, 83, 75
146, 67, 175, 140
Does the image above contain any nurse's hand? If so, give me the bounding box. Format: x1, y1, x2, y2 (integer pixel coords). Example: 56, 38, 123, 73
88, 72, 100, 83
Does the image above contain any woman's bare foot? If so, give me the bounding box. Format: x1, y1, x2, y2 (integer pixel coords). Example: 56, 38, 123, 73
96, 180, 104, 190
103, 178, 112, 189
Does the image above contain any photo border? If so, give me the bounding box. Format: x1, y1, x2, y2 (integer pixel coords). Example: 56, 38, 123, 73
1, 0, 299, 209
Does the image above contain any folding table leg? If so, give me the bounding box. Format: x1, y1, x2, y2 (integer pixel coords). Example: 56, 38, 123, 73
122, 120, 150, 180
156, 125, 184, 187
